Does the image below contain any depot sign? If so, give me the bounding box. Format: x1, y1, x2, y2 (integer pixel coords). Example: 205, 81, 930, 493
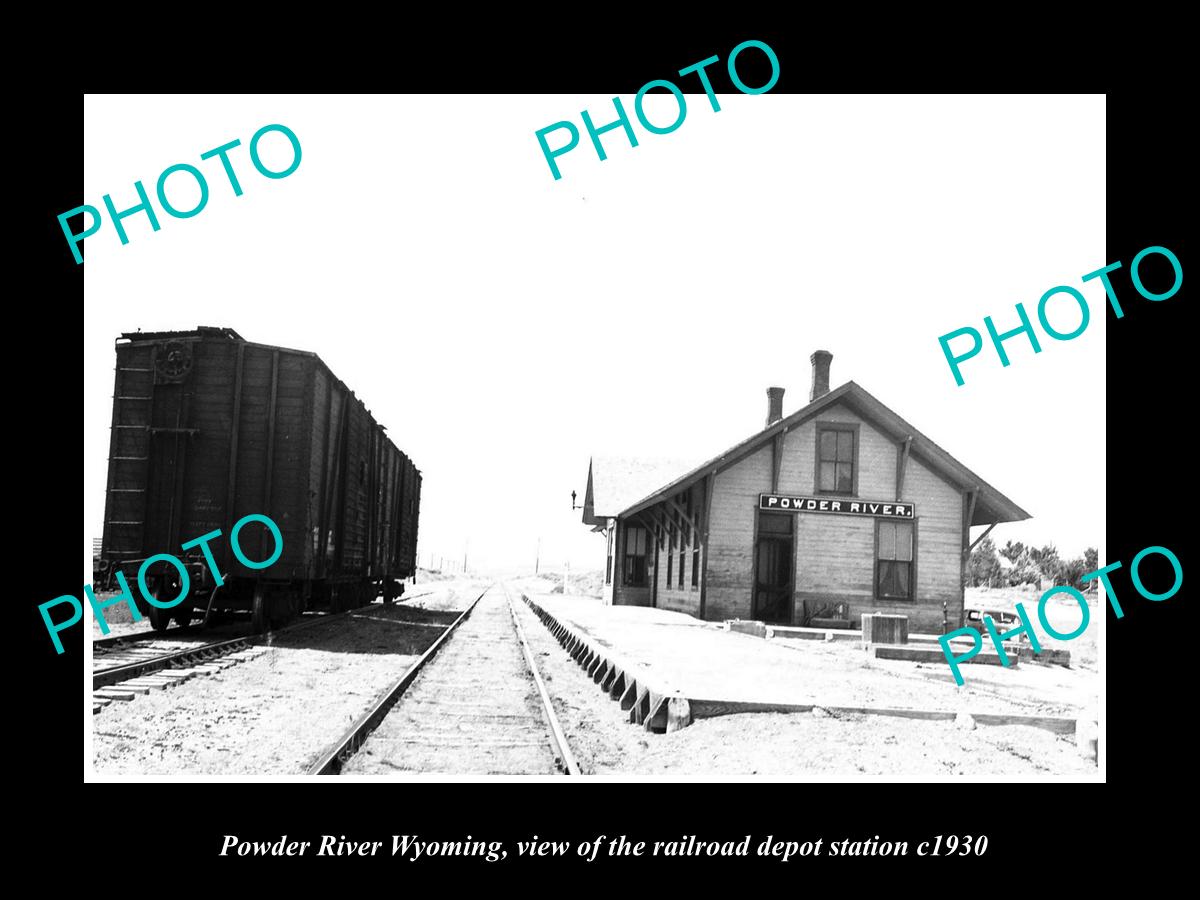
759, 494, 915, 519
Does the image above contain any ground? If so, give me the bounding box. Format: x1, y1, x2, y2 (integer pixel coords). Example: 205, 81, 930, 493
510, 579, 1100, 779
90, 576, 1102, 779
91, 580, 489, 776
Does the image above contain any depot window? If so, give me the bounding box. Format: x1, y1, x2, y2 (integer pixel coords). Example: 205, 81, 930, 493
816, 423, 858, 495
876, 520, 915, 600
623, 524, 649, 587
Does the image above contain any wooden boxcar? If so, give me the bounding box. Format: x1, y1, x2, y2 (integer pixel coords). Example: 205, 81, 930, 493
100, 327, 421, 632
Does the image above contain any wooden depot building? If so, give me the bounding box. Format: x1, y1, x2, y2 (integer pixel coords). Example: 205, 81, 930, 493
580, 351, 1029, 633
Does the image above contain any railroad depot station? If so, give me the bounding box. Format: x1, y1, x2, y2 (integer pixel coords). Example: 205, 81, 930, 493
94, 335, 1098, 773
581, 351, 1030, 635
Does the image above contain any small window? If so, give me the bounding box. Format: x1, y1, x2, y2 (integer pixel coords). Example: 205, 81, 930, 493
666, 548, 673, 587
877, 520, 914, 600
623, 524, 649, 587
678, 544, 685, 589
817, 425, 856, 494
759, 511, 794, 535
691, 543, 700, 589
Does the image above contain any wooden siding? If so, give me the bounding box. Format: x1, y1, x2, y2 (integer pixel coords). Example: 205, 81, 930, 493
904, 454, 964, 629
102, 333, 420, 586
693, 400, 964, 632
705, 445, 772, 620
777, 403, 897, 498
651, 480, 703, 617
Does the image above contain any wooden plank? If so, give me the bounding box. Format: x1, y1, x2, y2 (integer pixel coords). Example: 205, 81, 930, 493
121, 679, 170, 690
315, 375, 334, 578
222, 342, 245, 571
666, 697, 691, 732
635, 512, 658, 545
331, 390, 352, 574
365, 424, 376, 578
261, 349, 280, 562
771, 432, 783, 493
167, 385, 193, 549
649, 506, 672, 549
690, 698, 816, 718
825, 706, 957, 722
663, 496, 701, 544
967, 522, 997, 555
971, 713, 1077, 734
896, 435, 911, 499
699, 472, 714, 619
871, 645, 1013, 666
93, 689, 137, 701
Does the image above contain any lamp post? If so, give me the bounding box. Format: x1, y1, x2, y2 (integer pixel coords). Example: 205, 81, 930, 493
565, 490, 585, 592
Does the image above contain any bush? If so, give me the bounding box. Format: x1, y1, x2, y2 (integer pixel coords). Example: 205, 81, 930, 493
967, 537, 1005, 588
1006, 551, 1042, 588
1000, 540, 1025, 563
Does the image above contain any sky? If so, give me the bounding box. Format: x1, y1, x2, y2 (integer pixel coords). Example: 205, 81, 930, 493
83, 94, 1105, 578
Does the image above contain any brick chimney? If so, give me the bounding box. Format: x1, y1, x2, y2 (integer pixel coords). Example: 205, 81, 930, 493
766, 386, 785, 427
810, 350, 832, 401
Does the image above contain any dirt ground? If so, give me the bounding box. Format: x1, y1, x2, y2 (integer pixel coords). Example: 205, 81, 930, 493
89, 573, 1100, 779
91, 581, 488, 776
510, 590, 1099, 779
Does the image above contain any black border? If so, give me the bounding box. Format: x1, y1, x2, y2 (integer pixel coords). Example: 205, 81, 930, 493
28, 22, 1192, 881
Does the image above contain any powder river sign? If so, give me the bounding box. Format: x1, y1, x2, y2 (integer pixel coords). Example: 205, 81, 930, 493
759, 494, 916, 519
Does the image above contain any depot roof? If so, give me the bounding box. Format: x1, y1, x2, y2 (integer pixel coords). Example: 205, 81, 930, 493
584, 381, 1030, 528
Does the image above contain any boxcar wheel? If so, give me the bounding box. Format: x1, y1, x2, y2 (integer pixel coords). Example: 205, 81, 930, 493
147, 604, 172, 631
252, 585, 268, 634
174, 600, 194, 629
146, 580, 174, 631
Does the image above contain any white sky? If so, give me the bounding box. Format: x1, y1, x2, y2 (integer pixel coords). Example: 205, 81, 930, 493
84, 94, 1105, 577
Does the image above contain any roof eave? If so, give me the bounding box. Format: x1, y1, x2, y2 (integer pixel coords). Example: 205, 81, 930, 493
618, 384, 858, 518
616, 380, 1030, 526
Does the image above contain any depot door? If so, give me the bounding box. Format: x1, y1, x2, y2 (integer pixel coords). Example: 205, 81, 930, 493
753, 511, 794, 624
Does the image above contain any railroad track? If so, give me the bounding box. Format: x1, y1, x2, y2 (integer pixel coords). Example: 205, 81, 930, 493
92, 587, 444, 712
310, 583, 579, 776
91, 586, 441, 650
92, 585, 472, 720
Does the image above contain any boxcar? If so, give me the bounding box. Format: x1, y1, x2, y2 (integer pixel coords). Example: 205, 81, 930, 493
100, 327, 421, 632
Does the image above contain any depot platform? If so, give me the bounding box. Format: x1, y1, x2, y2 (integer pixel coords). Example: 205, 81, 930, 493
520, 592, 1093, 742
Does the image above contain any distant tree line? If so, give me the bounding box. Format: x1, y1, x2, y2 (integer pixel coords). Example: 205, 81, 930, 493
967, 539, 1099, 591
